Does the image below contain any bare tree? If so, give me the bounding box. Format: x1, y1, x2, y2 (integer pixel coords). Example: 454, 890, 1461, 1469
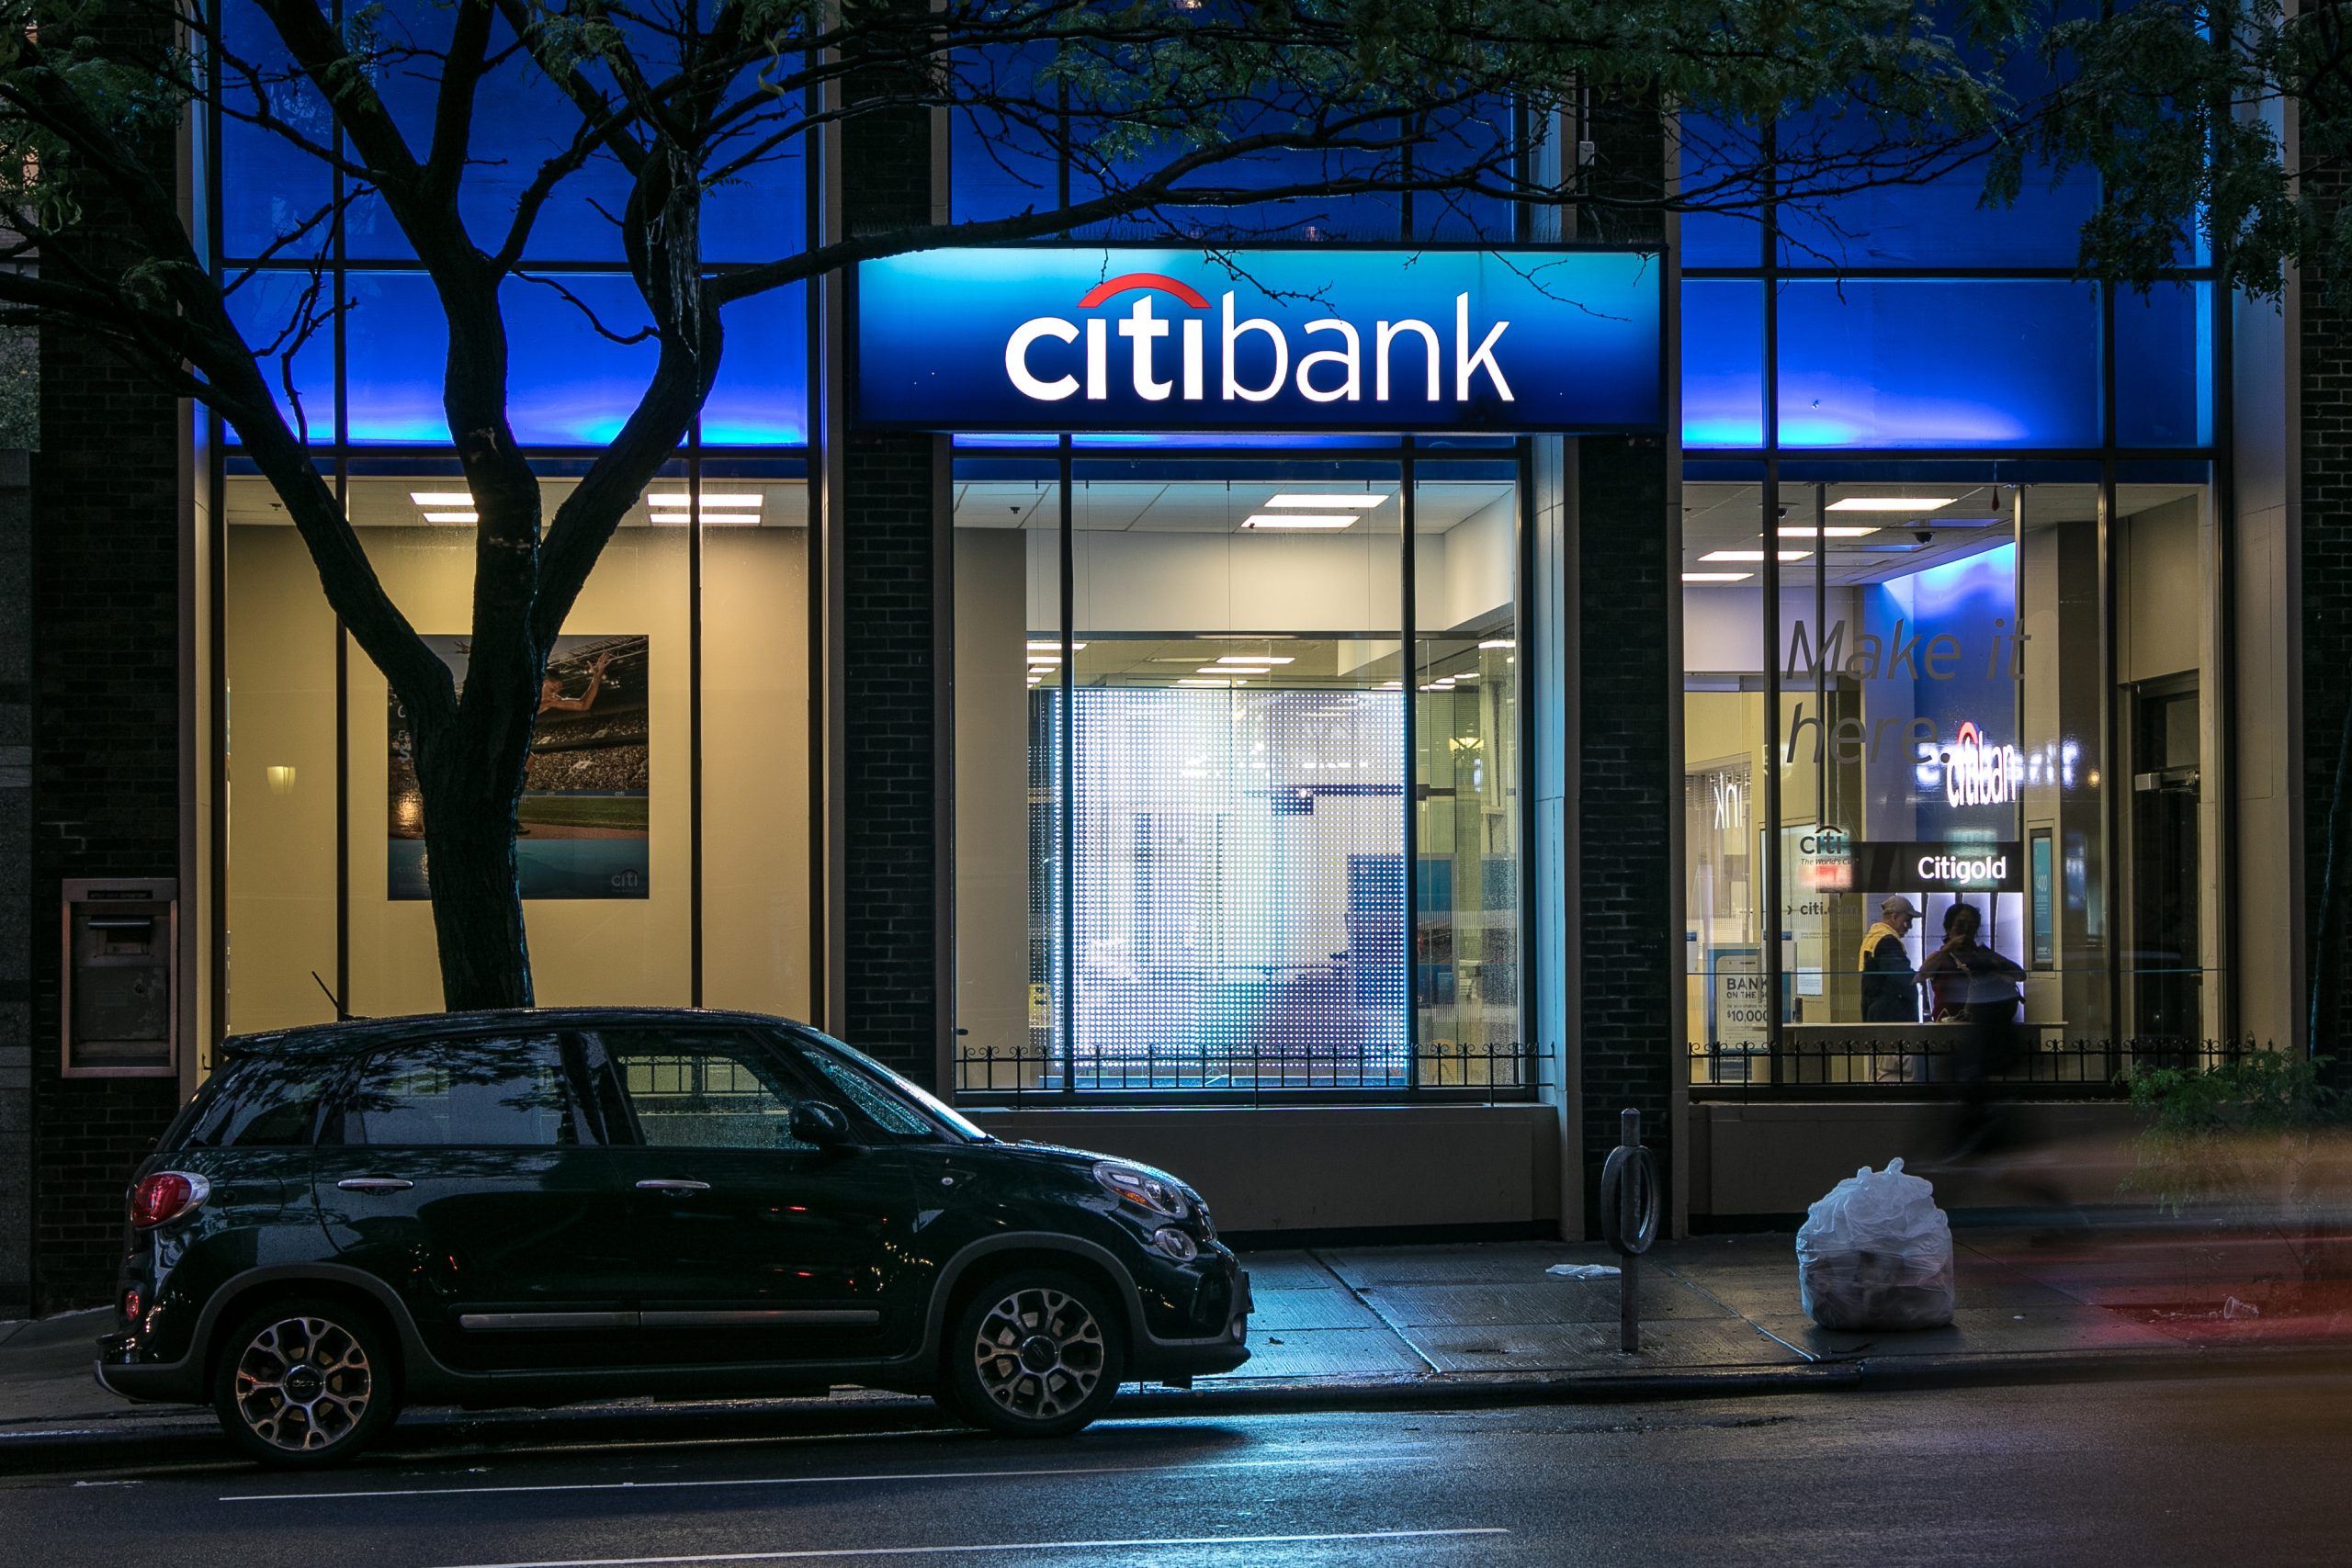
0, 0, 2174, 1008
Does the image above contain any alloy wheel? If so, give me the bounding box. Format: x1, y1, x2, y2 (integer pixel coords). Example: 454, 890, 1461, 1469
231, 1314, 374, 1453
969, 1284, 1107, 1422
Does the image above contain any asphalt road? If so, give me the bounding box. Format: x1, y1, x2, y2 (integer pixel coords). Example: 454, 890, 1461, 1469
6, 1371, 2350, 1567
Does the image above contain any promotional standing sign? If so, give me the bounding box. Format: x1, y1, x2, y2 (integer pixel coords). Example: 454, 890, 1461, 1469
854, 247, 1662, 433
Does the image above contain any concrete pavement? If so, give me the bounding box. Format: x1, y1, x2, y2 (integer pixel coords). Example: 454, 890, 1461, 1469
4, 1227, 2344, 1466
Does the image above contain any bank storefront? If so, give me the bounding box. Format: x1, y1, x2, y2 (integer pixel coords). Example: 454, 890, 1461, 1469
149, 43, 2257, 1266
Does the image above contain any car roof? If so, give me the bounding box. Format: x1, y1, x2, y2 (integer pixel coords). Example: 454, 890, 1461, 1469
220, 1007, 814, 1058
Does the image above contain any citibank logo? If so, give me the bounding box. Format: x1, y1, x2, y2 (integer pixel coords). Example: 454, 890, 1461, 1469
1940, 720, 2025, 807
1003, 272, 1515, 406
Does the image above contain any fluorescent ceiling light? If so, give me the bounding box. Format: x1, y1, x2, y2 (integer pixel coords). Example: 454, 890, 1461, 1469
1683, 570, 1753, 582
1778, 525, 1880, 538
645, 493, 763, 509
1376, 681, 1403, 690
1450, 671, 1480, 682
1241, 513, 1356, 529
410, 491, 474, 506
1478, 638, 1515, 650
1026, 640, 1086, 652
1262, 493, 1390, 509
1178, 677, 1240, 686
1701, 549, 1810, 562
1216, 655, 1294, 665
1826, 496, 1957, 512
1201, 665, 1268, 675
649, 511, 763, 525
421, 511, 478, 525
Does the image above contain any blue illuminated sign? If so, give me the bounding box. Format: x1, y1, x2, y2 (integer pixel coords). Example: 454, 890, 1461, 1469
854, 247, 1661, 433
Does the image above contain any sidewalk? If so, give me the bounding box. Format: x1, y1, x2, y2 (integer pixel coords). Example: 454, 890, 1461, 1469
5, 1228, 2345, 1462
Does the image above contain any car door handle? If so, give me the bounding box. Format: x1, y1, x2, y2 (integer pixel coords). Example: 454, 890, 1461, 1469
335, 1177, 415, 1193
636, 1179, 711, 1192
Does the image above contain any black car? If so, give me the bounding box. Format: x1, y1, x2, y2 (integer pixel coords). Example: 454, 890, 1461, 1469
95, 1009, 1250, 1467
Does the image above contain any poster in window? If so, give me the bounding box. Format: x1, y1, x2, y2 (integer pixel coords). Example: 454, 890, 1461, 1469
2030, 829, 2054, 969
389, 635, 651, 900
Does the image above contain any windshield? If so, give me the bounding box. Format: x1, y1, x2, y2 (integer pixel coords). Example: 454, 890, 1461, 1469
795, 1030, 994, 1144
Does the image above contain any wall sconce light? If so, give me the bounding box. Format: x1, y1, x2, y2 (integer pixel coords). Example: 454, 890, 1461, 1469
266, 765, 297, 796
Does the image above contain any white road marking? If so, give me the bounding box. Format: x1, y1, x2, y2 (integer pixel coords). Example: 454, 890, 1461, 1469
220, 1451, 1410, 1505
434, 1529, 1510, 1568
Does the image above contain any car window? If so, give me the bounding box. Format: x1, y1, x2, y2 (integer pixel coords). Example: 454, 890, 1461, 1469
335, 1034, 582, 1147
795, 1029, 990, 1144
599, 1029, 816, 1152
798, 1045, 935, 1138
178, 1055, 333, 1148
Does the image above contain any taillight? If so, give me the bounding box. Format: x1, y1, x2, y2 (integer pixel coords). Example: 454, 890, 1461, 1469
130, 1171, 209, 1229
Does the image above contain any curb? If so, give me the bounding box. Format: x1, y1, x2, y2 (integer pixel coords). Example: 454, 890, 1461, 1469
4, 1340, 2346, 1473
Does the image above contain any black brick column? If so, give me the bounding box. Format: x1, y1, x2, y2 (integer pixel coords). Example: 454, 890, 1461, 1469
836, 24, 950, 1086
1575, 434, 1676, 1233
1573, 93, 1675, 1233
2303, 159, 2352, 1065
27, 265, 186, 1310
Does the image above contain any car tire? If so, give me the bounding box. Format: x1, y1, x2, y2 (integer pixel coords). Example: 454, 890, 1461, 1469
210, 1297, 401, 1468
947, 1269, 1127, 1438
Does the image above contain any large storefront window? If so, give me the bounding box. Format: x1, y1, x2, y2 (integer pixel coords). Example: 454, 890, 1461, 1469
221, 462, 812, 1030
956, 448, 1526, 1095
1684, 475, 2220, 1088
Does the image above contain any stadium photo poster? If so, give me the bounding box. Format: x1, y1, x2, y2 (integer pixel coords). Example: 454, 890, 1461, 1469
388, 635, 652, 900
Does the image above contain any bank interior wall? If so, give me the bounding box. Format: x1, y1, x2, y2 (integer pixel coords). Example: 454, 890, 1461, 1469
221, 515, 811, 1032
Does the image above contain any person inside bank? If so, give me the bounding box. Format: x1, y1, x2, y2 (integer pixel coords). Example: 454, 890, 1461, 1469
1860, 894, 1922, 1024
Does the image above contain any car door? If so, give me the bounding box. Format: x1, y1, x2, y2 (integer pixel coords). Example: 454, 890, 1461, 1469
583, 1022, 925, 1367
311, 1030, 639, 1372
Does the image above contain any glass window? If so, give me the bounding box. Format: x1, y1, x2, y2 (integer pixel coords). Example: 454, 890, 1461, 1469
344, 467, 690, 1015
705, 287, 810, 446
223, 468, 340, 1032
1675, 113, 1769, 269
1413, 462, 1522, 1080
1684, 472, 2222, 1092
1776, 282, 2102, 449
344, 273, 660, 446
2115, 284, 2214, 448
956, 450, 1530, 1097
600, 1029, 815, 1151
1683, 281, 1766, 449
799, 1047, 936, 1138
338, 1034, 581, 1146
222, 272, 337, 443
217, 0, 334, 264
178, 1055, 331, 1147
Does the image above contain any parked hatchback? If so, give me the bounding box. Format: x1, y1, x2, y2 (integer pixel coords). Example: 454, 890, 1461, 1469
96, 1009, 1250, 1467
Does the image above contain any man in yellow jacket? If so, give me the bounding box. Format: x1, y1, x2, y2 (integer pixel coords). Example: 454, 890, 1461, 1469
1860, 894, 1921, 1024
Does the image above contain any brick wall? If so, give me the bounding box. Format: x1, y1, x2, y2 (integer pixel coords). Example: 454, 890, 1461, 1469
0, 450, 31, 1315
2304, 159, 2352, 1062
838, 22, 949, 1086
1575, 434, 1676, 1232
17, 5, 188, 1313
840, 434, 946, 1084
28, 324, 186, 1311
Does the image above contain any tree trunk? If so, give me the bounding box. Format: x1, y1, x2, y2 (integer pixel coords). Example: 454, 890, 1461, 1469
411, 647, 545, 1012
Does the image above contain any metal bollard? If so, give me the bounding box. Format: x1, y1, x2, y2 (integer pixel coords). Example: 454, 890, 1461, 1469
1599, 1107, 1661, 1353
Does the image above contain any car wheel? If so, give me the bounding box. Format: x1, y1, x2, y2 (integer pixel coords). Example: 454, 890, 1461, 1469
948, 1269, 1127, 1438
211, 1298, 400, 1468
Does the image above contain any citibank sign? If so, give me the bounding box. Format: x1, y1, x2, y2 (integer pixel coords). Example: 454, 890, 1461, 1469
854, 247, 1661, 433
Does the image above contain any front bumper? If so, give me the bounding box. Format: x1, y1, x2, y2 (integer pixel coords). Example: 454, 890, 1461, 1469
1130, 1268, 1252, 1382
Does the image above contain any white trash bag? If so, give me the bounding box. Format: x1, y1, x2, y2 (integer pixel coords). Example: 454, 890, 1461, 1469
1795, 1158, 1955, 1331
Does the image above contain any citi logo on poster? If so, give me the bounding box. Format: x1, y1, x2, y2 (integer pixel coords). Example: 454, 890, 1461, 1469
1002, 272, 1515, 406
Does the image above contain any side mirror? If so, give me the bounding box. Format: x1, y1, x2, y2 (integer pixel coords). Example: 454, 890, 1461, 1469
790, 1100, 855, 1148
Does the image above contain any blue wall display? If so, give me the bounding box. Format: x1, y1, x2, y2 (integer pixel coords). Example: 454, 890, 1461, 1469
854, 247, 1662, 433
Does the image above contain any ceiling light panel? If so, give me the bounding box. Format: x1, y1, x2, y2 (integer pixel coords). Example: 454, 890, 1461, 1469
1826, 496, 1958, 513
1241, 513, 1357, 530
1261, 493, 1390, 509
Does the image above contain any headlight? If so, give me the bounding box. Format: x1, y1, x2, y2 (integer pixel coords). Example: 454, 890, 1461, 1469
1152, 1226, 1200, 1262
1093, 1161, 1190, 1221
